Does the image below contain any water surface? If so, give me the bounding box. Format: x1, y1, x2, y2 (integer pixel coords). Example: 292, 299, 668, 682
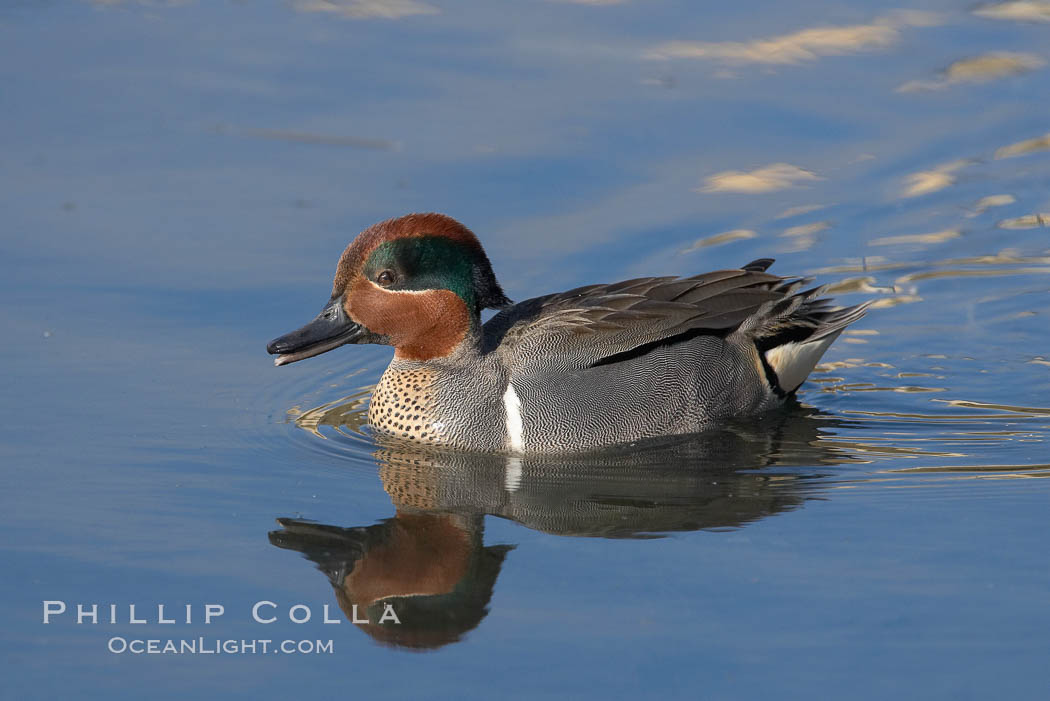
2, 1, 1049, 698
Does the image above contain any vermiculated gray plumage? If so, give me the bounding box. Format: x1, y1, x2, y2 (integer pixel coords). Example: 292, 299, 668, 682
375, 261, 868, 453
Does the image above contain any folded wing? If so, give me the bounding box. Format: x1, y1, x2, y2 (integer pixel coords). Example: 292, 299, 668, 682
484, 260, 866, 377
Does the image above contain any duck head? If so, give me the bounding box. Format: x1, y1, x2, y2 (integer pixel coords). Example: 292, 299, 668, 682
267, 213, 510, 365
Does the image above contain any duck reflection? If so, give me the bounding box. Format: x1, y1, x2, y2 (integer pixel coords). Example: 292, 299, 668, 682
270, 513, 509, 650
270, 404, 853, 650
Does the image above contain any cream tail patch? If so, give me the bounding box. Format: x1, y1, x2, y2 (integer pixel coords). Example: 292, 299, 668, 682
764, 332, 841, 393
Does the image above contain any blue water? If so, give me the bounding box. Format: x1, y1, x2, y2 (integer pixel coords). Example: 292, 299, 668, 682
3, 1, 1050, 698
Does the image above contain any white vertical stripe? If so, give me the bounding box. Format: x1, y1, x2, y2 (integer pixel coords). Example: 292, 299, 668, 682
504, 456, 523, 492
502, 382, 524, 453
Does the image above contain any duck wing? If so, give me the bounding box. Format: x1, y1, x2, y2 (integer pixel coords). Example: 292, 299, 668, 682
484, 263, 855, 372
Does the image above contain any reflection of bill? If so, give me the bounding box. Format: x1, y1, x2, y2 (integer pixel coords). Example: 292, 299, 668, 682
271, 404, 854, 650
270, 514, 509, 651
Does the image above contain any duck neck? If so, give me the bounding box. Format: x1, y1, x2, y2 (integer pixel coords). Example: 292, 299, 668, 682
392, 321, 483, 365
372, 285, 481, 363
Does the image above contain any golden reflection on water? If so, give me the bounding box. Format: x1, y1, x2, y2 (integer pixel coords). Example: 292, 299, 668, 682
995, 132, 1050, 159
898, 52, 1046, 93
816, 438, 965, 458
780, 220, 832, 252
818, 278, 917, 313
893, 463, 1050, 473
290, 0, 440, 20
896, 266, 1050, 282
812, 252, 1050, 275
969, 194, 1016, 216
900, 160, 973, 197
819, 383, 946, 393
827, 469, 1050, 490
934, 399, 1050, 416
868, 230, 961, 247
775, 203, 828, 219
680, 228, 756, 253
975, 1, 1050, 23
290, 387, 373, 438
699, 163, 820, 194
997, 214, 1050, 229
829, 461, 1050, 490
822, 276, 895, 295
643, 11, 939, 65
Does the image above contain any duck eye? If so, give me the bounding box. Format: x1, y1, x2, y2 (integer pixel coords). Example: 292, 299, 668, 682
376, 270, 395, 287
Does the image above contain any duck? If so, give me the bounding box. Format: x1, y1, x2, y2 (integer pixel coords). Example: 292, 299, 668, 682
267, 213, 868, 454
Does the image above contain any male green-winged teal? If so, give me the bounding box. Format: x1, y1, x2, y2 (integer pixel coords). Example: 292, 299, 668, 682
267, 213, 868, 454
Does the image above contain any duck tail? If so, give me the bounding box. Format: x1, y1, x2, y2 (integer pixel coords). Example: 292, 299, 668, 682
737, 281, 871, 395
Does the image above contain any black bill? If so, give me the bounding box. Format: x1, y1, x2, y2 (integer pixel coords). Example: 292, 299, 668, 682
266, 296, 365, 366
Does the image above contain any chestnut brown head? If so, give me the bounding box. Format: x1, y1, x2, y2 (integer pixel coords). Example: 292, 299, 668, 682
267, 213, 510, 364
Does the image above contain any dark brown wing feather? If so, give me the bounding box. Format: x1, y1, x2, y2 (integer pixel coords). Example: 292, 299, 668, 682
482, 265, 849, 371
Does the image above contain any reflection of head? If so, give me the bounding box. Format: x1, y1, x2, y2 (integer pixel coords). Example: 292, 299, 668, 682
269, 514, 511, 651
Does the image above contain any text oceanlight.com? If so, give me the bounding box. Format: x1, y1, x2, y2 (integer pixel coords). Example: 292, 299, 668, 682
107, 638, 333, 655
